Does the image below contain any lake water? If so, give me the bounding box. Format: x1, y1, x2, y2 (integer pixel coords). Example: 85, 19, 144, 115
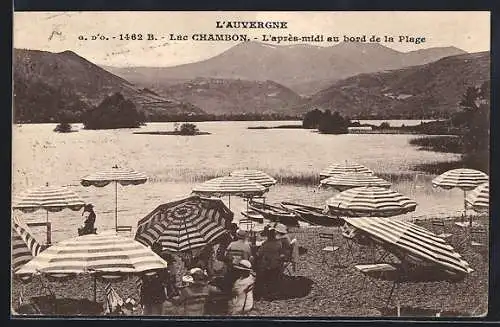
12, 121, 468, 243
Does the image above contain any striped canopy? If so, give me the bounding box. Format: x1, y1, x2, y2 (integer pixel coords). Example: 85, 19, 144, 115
192, 176, 268, 197
344, 217, 473, 276
466, 182, 489, 213
15, 233, 168, 279
230, 169, 277, 188
12, 216, 43, 272
81, 166, 147, 187
327, 186, 417, 217
320, 173, 391, 191
320, 162, 374, 178
12, 183, 85, 213
432, 168, 489, 191
135, 195, 233, 253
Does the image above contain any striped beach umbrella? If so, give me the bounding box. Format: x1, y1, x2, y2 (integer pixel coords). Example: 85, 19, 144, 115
326, 186, 417, 217
432, 168, 488, 223
12, 183, 85, 217
230, 169, 277, 188
16, 233, 168, 278
12, 216, 43, 272
465, 182, 489, 213
81, 165, 148, 231
320, 172, 391, 191
135, 195, 233, 254
320, 162, 374, 178
344, 217, 473, 276
192, 176, 267, 208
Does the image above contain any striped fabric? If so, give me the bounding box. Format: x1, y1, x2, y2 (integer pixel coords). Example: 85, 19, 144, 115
15, 233, 168, 278
135, 195, 233, 253
12, 216, 43, 272
192, 176, 267, 197
104, 282, 124, 314
319, 162, 374, 178
432, 168, 489, 191
230, 170, 277, 188
466, 182, 489, 213
326, 186, 417, 217
12, 184, 85, 213
81, 166, 148, 187
320, 173, 391, 191
344, 217, 473, 275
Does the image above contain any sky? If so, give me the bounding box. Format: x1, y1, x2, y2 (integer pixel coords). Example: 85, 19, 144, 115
13, 11, 491, 67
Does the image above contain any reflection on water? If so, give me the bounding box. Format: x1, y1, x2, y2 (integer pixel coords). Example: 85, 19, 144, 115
12, 121, 465, 243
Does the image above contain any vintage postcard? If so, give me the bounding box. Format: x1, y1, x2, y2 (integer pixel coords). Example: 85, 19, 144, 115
11, 11, 490, 318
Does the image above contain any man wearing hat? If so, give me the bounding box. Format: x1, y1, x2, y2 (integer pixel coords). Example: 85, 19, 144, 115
274, 223, 292, 260
229, 259, 255, 315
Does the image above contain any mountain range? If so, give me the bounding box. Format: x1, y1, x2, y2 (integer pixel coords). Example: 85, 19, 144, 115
104, 41, 467, 95
295, 51, 490, 118
13, 49, 203, 122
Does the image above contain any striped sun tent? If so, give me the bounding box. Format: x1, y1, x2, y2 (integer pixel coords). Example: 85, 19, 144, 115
326, 186, 417, 217
344, 217, 474, 276
230, 169, 277, 188
320, 162, 374, 178
15, 233, 168, 279
12, 183, 85, 213
192, 176, 268, 197
466, 182, 489, 213
81, 166, 147, 187
12, 216, 43, 272
320, 173, 391, 191
135, 195, 233, 253
432, 168, 488, 191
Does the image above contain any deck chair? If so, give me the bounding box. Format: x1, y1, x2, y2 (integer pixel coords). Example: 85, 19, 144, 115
319, 233, 342, 267
430, 219, 452, 239
115, 225, 133, 233
283, 239, 298, 275
470, 227, 488, 256
241, 283, 255, 314
104, 283, 125, 315
353, 263, 400, 308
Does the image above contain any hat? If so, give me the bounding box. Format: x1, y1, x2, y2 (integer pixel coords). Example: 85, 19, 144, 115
84, 203, 94, 210
234, 259, 252, 271
274, 223, 287, 234
189, 267, 208, 282
182, 275, 194, 284
236, 229, 248, 238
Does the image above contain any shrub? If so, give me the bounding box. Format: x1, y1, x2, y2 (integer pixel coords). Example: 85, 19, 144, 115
178, 123, 199, 135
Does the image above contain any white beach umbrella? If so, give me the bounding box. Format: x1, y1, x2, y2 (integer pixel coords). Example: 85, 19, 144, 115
12, 216, 43, 273
465, 182, 489, 213
320, 161, 374, 178
230, 169, 277, 188
320, 172, 391, 191
81, 165, 148, 231
191, 176, 267, 208
344, 217, 473, 276
327, 186, 417, 217
432, 168, 488, 224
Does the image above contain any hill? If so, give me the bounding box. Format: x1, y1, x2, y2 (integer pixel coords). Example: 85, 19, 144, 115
155, 77, 304, 115
103, 41, 466, 95
13, 49, 204, 123
295, 51, 490, 119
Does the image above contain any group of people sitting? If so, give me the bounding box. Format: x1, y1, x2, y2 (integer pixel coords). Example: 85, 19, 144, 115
138, 221, 297, 316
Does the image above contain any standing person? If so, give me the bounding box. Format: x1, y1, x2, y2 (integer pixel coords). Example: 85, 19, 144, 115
139, 270, 167, 315
225, 229, 253, 266
78, 204, 97, 236
274, 223, 292, 260
229, 260, 256, 315
163, 252, 179, 299
255, 227, 286, 300
216, 223, 238, 261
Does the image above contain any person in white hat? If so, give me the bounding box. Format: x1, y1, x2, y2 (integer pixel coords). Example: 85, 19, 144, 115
274, 223, 292, 260
229, 259, 255, 315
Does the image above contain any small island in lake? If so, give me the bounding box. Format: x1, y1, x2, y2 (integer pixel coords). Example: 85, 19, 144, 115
134, 122, 211, 136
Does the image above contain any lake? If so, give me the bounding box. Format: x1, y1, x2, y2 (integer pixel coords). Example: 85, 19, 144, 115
12, 121, 467, 243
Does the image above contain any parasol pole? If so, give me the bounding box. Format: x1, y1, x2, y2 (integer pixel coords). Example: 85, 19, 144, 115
93, 275, 97, 302
115, 181, 118, 231
228, 195, 231, 209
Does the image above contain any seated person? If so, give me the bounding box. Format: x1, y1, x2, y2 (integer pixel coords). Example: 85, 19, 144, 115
229, 259, 256, 315
170, 268, 221, 316
274, 223, 292, 260
255, 227, 286, 299
78, 203, 97, 236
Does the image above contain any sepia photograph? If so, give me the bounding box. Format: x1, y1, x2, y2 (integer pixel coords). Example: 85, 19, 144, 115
11, 11, 490, 318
